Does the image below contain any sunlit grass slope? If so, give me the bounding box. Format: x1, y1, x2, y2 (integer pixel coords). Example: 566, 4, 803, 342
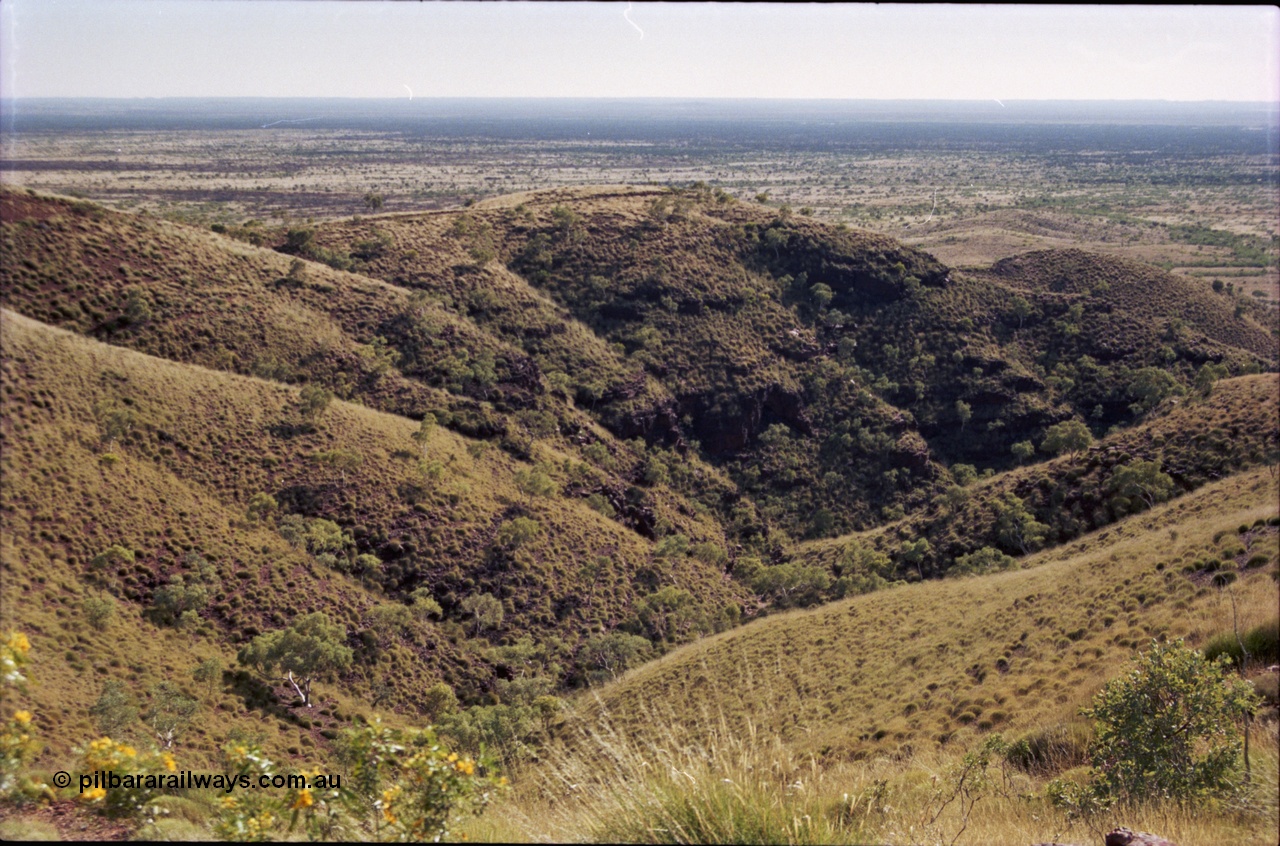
565, 467, 1278, 764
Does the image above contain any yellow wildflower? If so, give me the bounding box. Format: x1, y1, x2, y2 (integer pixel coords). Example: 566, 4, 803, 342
291, 788, 314, 810
446, 752, 458, 763
7, 633, 30, 654
221, 796, 238, 809
12, 710, 31, 725
380, 785, 401, 823
120, 744, 137, 758
454, 758, 475, 776
160, 752, 177, 772
83, 787, 107, 802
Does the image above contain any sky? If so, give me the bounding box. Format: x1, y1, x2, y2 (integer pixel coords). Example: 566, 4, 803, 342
1, 2, 1277, 102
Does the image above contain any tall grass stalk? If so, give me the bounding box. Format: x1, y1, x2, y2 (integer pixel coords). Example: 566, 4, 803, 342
489, 707, 1278, 846
498, 705, 867, 844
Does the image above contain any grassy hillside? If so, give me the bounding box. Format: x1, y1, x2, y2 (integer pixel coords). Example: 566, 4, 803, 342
0, 309, 750, 760
5, 185, 1274, 546
0, 187, 771, 554
1, 183, 1276, 842
565, 467, 1278, 761
501, 469, 1279, 845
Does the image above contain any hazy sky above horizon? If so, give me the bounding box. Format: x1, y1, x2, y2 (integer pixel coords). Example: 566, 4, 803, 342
1, 2, 1277, 102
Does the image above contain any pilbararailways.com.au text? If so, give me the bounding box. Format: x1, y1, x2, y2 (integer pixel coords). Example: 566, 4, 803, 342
71, 770, 340, 794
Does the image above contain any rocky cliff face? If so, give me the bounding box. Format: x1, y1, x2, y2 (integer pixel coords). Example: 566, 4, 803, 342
681, 384, 813, 456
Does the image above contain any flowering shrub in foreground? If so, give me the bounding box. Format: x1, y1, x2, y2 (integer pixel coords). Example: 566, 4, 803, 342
77, 736, 178, 818
0, 631, 48, 803
342, 719, 505, 843
214, 721, 504, 842
1, 633, 502, 841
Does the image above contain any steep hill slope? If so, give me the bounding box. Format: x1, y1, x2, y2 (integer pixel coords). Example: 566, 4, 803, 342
0, 310, 751, 759
798, 374, 1280, 578
1, 181, 1278, 846
558, 467, 1278, 765
5, 185, 1273, 545
294, 185, 1276, 537
0, 187, 767, 550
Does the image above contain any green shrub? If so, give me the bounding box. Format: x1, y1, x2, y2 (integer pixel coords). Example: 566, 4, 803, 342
90, 545, 134, 571
82, 593, 117, 630
951, 547, 1016, 577
1068, 639, 1260, 803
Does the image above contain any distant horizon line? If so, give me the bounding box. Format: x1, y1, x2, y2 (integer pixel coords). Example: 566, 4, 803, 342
2, 96, 1277, 105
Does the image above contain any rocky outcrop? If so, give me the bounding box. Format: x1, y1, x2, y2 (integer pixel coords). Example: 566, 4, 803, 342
892, 430, 933, 474
613, 399, 685, 448
1104, 828, 1178, 846
683, 384, 813, 455
1029, 828, 1177, 846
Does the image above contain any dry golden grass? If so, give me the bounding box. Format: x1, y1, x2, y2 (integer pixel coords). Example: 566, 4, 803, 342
482, 716, 1277, 845
487, 467, 1279, 843
567, 466, 1278, 762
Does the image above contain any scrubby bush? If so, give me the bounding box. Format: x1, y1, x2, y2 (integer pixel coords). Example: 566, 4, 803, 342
298, 384, 333, 422
993, 495, 1048, 556
91, 545, 135, 571
581, 632, 655, 684
410, 588, 443, 621
0, 632, 40, 799
237, 613, 353, 706
951, 546, 1017, 577
633, 586, 704, 642
420, 682, 459, 722
150, 575, 208, 627
82, 593, 117, 630
90, 680, 140, 739
1052, 639, 1260, 807
460, 593, 504, 636
751, 562, 831, 608
1040, 420, 1092, 456
496, 517, 541, 551
1107, 459, 1175, 512
245, 492, 278, 525
833, 541, 895, 596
